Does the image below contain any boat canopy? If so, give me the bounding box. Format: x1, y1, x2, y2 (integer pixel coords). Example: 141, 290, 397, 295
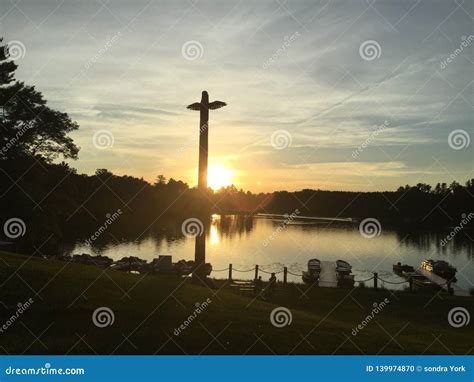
307, 259, 321, 270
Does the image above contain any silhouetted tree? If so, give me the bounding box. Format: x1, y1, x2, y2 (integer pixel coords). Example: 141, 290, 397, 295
0, 37, 472, 255
154, 175, 167, 187
0, 38, 79, 162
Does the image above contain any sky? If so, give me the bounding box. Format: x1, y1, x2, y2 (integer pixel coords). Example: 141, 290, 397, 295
1, 0, 473, 192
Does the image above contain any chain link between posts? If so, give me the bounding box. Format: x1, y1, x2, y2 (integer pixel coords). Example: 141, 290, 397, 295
232, 268, 254, 272
378, 277, 409, 285
211, 267, 417, 286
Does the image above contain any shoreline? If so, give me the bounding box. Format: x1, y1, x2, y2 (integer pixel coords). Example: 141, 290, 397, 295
0, 250, 472, 355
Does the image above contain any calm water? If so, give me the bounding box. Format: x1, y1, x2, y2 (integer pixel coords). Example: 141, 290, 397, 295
67, 214, 474, 291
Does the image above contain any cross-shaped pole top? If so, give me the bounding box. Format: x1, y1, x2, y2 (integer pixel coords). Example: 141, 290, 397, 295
187, 91, 227, 190
187, 90, 227, 111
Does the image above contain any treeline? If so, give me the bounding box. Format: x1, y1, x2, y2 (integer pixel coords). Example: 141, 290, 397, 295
2, 155, 473, 253
1, 36, 473, 254
263, 181, 474, 227
0, 156, 267, 252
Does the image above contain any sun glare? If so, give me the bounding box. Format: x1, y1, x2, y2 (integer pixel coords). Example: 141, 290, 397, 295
208, 165, 233, 190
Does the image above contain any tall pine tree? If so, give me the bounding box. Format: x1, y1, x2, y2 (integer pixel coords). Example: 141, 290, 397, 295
0, 38, 79, 162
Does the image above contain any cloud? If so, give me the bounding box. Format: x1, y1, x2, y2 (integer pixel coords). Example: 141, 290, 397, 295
5, 0, 473, 191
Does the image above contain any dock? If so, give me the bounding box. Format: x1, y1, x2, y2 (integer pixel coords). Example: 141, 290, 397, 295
416, 268, 470, 297
319, 261, 337, 287
256, 213, 353, 223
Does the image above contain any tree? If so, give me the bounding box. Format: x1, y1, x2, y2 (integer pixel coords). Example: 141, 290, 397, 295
415, 183, 431, 193
95, 168, 113, 178
0, 38, 79, 162
167, 178, 188, 194
465, 179, 474, 192
449, 181, 461, 193
154, 175, 167, 187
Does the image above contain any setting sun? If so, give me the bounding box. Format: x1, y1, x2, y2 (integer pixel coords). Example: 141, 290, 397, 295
208, 165, 234, 190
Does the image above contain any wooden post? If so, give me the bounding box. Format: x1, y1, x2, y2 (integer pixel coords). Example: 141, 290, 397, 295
254, 265, 259, 280
228, 264, 233, 281
283, 267, 288, 284
447, 280, 453, 295
187, 91, 226, 191
187, 92, 227, 283
373, 272, 378, 290
409, 277, 413, 292
193, 228, 206, 283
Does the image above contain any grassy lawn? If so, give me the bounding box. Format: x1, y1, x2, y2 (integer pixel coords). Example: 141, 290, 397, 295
0, 251, 472, 355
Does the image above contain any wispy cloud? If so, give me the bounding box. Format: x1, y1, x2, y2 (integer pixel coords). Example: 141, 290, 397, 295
5, 0, 473, 191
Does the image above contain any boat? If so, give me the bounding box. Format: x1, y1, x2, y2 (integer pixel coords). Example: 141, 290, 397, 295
72, 254, 113, 268
420, 259, 457, 281
110, 256, 148, 273
336, 260, 352, 274
335, 260, 354, 287
174, 260, 212, 276
148, 255, 174, 273
337, 273, 355, 287
302, 258, 321, 284
392, 262, 414, 274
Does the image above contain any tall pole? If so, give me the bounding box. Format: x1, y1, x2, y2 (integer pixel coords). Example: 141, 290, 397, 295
194, 228, 206, 283
198, 91, 209, 190
187, 91, 227, 284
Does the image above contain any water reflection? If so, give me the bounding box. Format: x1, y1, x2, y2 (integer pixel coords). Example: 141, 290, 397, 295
67, 215, 474, 290
209, 223, 219, 246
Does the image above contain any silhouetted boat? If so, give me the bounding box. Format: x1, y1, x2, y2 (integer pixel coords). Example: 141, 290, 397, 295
420, 259, 457, 281
148, 255, 174, 273
110, 256, 147, 273
302, 258, 321, 284
72, 253, 113, 268
392, 262, 414, 274
336, 260, 352, 274
335, 260, 354, 287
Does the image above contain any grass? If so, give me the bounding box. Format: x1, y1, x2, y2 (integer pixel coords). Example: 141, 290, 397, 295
0, 251, 472, 355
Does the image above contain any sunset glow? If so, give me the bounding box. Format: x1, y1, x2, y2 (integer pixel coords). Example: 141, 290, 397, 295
6, 1, 472, 193
2, 0, 473, 363
208, 165, 234, 190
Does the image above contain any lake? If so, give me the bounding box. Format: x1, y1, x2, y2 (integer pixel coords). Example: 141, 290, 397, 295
67, 214, 474, 291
